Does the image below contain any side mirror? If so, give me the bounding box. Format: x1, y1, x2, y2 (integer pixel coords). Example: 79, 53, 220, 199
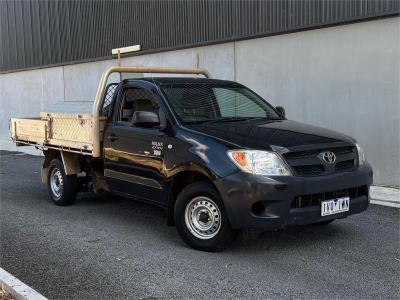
275, 106, 286, 118
132, 111, 160, 128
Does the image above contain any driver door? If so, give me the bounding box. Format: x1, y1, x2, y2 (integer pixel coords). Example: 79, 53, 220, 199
103, 82, 167, 205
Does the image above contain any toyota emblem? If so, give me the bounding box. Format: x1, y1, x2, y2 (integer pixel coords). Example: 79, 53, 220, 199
321, 151, 336, 164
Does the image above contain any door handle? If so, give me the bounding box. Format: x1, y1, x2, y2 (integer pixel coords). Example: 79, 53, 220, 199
106, 134, 118, 142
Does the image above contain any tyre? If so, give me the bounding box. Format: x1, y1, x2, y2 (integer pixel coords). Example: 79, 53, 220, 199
47, 158, 78, 206
312, 219, 335, 226
174, 181, 238, 252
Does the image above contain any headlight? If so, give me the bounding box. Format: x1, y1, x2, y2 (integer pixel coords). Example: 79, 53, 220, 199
356, 143, 366, 165
227, 150, 292, 176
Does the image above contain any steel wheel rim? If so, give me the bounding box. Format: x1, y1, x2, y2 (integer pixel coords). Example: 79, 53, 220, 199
50, 167, 63, 200
184, 196, 221, 239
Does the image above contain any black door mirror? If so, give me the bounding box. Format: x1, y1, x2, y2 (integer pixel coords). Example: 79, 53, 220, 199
132, 111, 160, 128
275, 106, 286, 118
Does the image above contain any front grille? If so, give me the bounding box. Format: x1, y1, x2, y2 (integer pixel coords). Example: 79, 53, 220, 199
293, 165, 324, 176
291, 185, 368, 209
335, 159, 354, 171
284, 146, 354, 159
283, 145, 357, 176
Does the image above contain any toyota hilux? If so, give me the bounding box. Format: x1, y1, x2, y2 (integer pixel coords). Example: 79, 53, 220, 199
10, 66, 373, 251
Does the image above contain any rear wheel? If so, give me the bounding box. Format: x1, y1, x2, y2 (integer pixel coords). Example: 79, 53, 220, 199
174, 181, 238, 252
47, 158, 78, 206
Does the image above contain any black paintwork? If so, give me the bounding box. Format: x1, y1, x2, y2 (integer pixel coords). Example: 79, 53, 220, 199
186, 119, 355, 149
102, 78, 372, 230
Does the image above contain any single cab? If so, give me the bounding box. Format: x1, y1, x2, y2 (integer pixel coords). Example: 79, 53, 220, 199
10, 66, 373, 251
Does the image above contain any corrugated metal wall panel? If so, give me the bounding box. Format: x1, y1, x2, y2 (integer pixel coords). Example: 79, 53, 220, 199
1, 0, 399, 72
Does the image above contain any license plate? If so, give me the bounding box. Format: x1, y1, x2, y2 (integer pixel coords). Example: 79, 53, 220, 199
321, 197, 350, 216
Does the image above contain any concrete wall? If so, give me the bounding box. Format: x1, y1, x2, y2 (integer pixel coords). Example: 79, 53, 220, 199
1, 17, 398, 186
235, 17, 400, 187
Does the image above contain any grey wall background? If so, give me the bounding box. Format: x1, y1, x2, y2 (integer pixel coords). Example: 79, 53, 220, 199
1, 17, 399, 186
1, 0, 399, 73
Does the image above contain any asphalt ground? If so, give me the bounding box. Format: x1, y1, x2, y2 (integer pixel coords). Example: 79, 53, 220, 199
0, 151, 399, 299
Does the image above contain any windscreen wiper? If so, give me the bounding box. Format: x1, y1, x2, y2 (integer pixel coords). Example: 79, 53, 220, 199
206, 116, 277, 123
202, 117, 252, 124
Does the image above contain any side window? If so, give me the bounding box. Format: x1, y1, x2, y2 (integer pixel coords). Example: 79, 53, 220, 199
213, 88, 267, 118
116, 87, 158, 125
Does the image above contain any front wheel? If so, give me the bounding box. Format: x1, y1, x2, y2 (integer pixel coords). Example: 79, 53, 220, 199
47, 158, 78, 206
174, 181, 238, 252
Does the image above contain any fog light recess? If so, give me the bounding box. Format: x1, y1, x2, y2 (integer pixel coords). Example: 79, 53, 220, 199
251, 202, 265, 216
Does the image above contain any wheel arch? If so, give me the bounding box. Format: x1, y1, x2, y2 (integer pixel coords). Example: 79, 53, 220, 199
166, 170, 219, 226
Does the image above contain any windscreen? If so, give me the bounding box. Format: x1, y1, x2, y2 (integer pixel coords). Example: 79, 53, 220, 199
160, 83, 282, 124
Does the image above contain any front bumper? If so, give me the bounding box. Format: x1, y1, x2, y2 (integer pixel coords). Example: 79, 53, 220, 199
214, 164, 373, 230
